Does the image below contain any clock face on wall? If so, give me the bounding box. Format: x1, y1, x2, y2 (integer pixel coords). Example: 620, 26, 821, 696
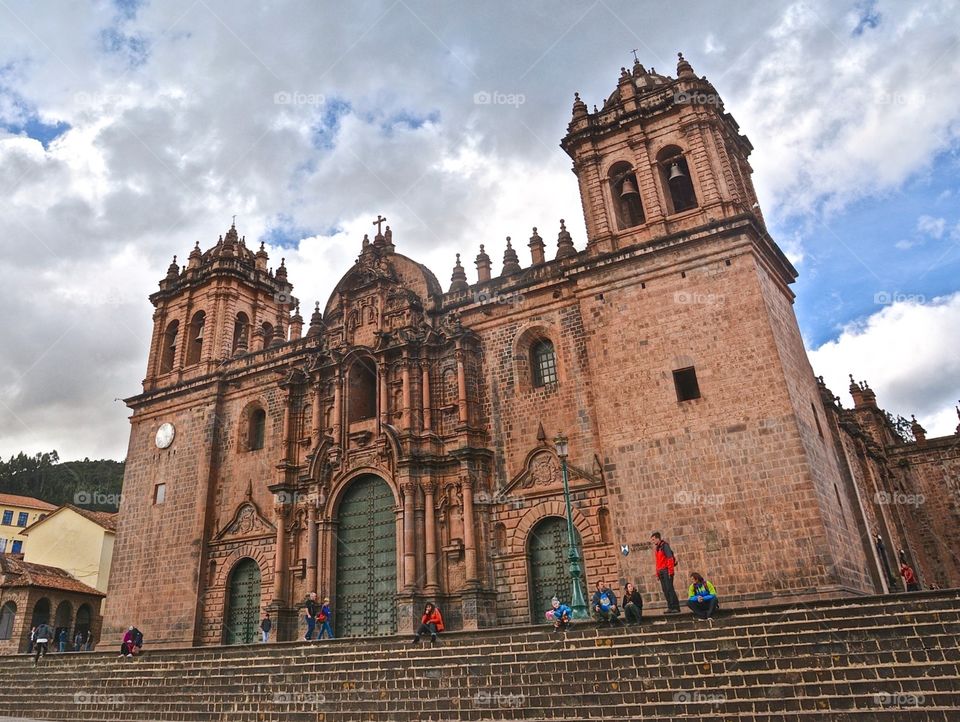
155, 422, 176, 449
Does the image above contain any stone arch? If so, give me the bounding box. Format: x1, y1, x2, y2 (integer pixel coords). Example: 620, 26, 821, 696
655, 143, 699, 214
0, 601, 16, 640
325, 465, 400, 519
512, 321, 563, 392
31, 597, 51, 627
213, 547, 272, 592
606, 159, 645, 230
510, 500, 596, 554
223, 557, 262, 645
237, 397, 269, 453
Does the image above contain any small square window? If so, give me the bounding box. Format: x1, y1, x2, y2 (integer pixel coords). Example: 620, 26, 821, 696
673, 367, 701, 402
154, 483, 167, 505
1, 511, 11, 526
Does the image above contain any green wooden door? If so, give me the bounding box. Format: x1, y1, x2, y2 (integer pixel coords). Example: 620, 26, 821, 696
335, 475, 397, 637
528, 516, 585, 623
225, 558, 261, 645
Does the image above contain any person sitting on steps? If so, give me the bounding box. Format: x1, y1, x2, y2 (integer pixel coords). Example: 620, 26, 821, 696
687, 572, 719, 621
411, 602, 444, 645
546, 596, 572, 632
591, 580, 622, 625
621, 582, 643, 624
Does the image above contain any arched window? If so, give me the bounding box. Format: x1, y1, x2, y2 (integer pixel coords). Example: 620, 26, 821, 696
261, 322, 275, 349
348, 360, 378, 423
232, 312, 250, 354
249, 408, 266, 451
657, 145, 698, 214
300, 404, 312, 440
531, 340, 558, 387
608, 161, 645, 229
31, 598, 50, 627
160, 320, 179, 373
186, 311, 205, 365
0, 601, 16, 640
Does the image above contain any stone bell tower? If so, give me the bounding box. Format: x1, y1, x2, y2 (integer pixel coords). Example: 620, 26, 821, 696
562, 53, 763, 255
143, 222, 297, 391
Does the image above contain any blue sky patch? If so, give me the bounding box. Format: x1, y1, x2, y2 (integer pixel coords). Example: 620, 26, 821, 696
310, 97, 352, 150
262, 214, 314, 250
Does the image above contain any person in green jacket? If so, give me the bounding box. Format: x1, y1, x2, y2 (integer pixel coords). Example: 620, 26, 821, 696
687, 572, 718, 620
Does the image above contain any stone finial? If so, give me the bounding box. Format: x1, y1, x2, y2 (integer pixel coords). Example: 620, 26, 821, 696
475, 244, 492, 283
276, 257, 288, 281
954, 402, 959, 436
848, 374, 859, 393
307, 301, 324, 337
677, 52, 695, 79
188, 241, 202, 269
166, 255, 179, 279
528, 227, 545, 265
255, 241, 268, 271
449, 253, 469, 292
571, 92, 587, 119
501, 236, 521, 276
632, 58, 646, 77
555, 219, 576, 259
910, 414, 927, 444
289, 302, 304, 341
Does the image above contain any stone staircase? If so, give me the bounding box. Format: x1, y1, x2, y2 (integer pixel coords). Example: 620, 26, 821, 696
2, 590, 959, 721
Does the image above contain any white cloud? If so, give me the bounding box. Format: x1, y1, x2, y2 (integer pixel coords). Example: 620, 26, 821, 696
917, 214, 947, 239
810, 292, 960, 437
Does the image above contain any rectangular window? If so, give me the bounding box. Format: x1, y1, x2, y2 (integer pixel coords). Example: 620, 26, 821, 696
16, 512, 28, 527
1, 511, 11, 526
11, 540, 22, 554
154, 483, 167, 505
673, 367, 701, 402
811, 401, 824, 438
0, 539, 6, 553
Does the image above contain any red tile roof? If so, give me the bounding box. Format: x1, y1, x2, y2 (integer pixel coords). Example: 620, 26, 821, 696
0, 493, 57, 512
62, 504, 118, 532
0, 554, 104, 597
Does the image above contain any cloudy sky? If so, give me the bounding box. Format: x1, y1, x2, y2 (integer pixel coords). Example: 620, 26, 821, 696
1, 0, 958, 461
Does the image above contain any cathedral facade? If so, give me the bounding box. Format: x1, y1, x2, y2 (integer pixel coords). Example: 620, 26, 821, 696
100, 55, 960, 647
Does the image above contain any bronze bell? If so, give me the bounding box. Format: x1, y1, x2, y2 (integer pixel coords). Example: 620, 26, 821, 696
620, 176, 640, 198
668, 162, 685, 181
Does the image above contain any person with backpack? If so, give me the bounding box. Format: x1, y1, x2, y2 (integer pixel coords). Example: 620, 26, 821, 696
410, 603, 444, 645
651, 531, 681, 614
33, 622, 53, 666
317, 597, 334, 640
687, 572, 719, 620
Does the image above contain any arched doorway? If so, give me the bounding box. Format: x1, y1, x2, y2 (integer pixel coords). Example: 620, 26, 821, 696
54, 601, 72, 647
335, 475, 397, 637
0, 602, 16, 640
527, 516, 586, 623
31, 598, 50, 627
224, 558, 261, 645
75, 604, 92, 643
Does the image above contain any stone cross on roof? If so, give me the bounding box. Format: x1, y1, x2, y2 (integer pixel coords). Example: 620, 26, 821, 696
373, 214, 387, 235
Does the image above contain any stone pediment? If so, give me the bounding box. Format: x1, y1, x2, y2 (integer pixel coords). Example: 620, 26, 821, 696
500, 447, 601, 499
214, 501, 276, 542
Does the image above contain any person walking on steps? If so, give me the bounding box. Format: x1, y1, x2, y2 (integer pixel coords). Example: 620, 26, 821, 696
651, 531, 681, 614
317, 597, 334, 640
304, 592, 318, 640
260, 612, 272, 643
411, 603, 444, 645
33, 622, 54, 666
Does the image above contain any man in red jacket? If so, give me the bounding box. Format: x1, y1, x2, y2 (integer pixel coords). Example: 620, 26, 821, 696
651, 531, 681, 614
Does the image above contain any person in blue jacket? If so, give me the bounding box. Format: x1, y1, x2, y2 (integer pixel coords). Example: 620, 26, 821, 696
687, 572, 719, 620
591, 581, 621, 624
547, 597, 572, 631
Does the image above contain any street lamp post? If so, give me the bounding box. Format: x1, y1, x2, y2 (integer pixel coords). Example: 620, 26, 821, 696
554, 433, 588, 619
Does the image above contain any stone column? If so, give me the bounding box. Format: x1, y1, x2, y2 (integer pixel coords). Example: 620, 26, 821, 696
379, 363, 390, 429
401, 353, 412, 432
423, 480, 439, 595
455, 346, 468, 426
402, 480, 417, 593
306, 502, 318, 595
421, 361, 432, 432
332, 372, 342, 443
461, 476, 479, 587
310, 383, 322, 444
272, 500, 288, 603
